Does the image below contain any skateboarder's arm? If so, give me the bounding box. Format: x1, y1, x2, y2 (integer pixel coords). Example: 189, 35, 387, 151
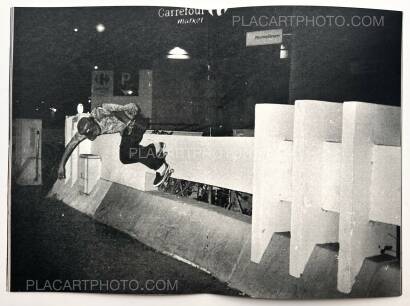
102, 103, 139, 120
57, 132, 87, 179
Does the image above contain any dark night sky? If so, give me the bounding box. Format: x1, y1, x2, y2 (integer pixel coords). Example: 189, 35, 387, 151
12, 6, 210, 121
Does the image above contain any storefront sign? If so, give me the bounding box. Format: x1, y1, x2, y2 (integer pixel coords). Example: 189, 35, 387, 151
246, 29, 282, 46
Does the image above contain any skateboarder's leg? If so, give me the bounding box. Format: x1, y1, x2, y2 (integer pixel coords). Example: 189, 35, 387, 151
119, 124, 171, 186
119, 141, 171, 186
119, 141, 164, 171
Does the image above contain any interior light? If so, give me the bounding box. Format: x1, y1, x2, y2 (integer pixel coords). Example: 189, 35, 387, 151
280, 44, 289, 59
167, 47, 190, 59
96, 23, 106, 32
77, 103, 84, 114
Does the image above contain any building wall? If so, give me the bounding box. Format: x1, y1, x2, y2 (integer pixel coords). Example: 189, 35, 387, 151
151, 58, 215, 129
88, 7, 402, 131
288, 7, 401, 106
91, 70, 153, 118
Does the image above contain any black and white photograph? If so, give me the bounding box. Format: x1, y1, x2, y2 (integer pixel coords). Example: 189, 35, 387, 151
6, 2, 404, 302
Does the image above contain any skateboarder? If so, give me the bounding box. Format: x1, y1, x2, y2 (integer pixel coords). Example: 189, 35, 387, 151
57, 103, 171, 187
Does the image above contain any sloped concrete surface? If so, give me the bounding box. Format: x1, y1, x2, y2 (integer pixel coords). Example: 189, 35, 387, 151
48, 179, 112, 216
350, 255, 401, 297
94, 183, 251, 283
11, 185, 240, 294
49, 179, 401, 298
229, 233, 301, 298
298, 243, 345, 299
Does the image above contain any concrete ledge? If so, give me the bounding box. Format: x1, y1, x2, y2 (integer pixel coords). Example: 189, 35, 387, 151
94, 182, 251, 283
47, 179, 112, 216
49, 179, 401, 298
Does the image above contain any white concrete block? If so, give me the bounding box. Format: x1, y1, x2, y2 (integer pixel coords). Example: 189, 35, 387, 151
89, 131, 254, 193
337, 102, 401, 293
290, 100, 342, 277
53, 179, 112, 217
141, 134, 254, 193
251, 104, 294, 263
321, 141, 342, 213
369, 145, 401, 226
91, 133, 155, 192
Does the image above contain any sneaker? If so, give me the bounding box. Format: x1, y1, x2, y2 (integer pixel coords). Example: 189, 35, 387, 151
156, 142, 168, 158
153, 163, 172, 187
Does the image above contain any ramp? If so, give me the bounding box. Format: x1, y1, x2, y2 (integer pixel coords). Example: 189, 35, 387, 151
93, 182, 251, 283
48, 178, 400, 298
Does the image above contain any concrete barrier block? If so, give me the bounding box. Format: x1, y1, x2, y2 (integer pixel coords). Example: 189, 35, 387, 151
91, 134, 156, 191
141, 134, 254, 193
47, 178, 72, 200
321, 142, 342, 213
93, 183, 251, 283
251, 104, 294, 263
290, 100, 342, 277
49, 176, 400, 298
59, 101, 401, 296
89, 133, 253, 193
70, 179, 112, 216
369, 145, 401, 226
48, 179, 112, 216
338, 102, 401, 293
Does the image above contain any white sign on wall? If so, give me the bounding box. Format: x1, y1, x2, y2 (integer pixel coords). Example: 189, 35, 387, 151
246, 29, 283, 47
91, 70, 114, 96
